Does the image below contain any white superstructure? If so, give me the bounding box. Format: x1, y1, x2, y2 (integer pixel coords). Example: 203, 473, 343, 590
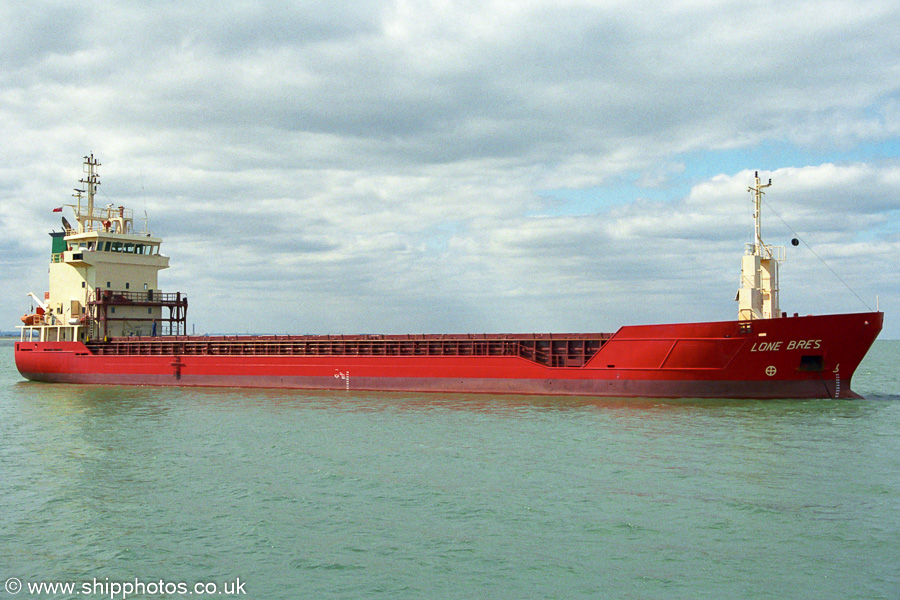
19, 155, 186, 342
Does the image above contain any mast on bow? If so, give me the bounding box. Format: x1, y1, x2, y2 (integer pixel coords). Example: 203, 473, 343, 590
737, 171, 785, 320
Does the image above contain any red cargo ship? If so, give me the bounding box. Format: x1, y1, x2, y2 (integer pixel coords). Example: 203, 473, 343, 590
15, 156, 882, 398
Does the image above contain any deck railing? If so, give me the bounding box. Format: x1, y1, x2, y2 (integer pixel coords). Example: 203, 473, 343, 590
85, 333, 611, 368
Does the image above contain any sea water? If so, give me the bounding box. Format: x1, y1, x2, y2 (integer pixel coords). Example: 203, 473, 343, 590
1, 339, 898, 600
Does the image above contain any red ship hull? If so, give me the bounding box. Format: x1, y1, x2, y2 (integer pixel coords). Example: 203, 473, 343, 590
15, 312, 883, 399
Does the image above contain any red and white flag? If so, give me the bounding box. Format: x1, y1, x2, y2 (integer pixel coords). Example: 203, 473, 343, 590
52, 206, 63, 212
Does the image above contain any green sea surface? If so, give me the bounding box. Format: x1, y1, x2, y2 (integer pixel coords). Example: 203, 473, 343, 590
2, 339, 898, 599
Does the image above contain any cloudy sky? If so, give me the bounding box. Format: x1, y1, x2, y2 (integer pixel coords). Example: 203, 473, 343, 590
2, 0, 899, 338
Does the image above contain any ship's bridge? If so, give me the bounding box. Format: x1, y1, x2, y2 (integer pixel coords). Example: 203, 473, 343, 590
53, 230, 168, 268
19, 154, 186, 342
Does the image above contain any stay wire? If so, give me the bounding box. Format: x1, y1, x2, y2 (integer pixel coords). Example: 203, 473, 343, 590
760, 196, 874, 312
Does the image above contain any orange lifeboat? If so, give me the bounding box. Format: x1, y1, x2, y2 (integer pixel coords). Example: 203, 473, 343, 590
21, 305, 45, 326
21, 314, 42, 326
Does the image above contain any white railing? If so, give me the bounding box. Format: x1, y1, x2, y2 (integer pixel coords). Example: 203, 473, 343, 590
744, 242, 785, 262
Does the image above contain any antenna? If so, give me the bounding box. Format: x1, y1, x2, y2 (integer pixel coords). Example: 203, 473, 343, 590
748, 171, 773, 257
72, 187, 85, 219
78, 154, 101, 233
